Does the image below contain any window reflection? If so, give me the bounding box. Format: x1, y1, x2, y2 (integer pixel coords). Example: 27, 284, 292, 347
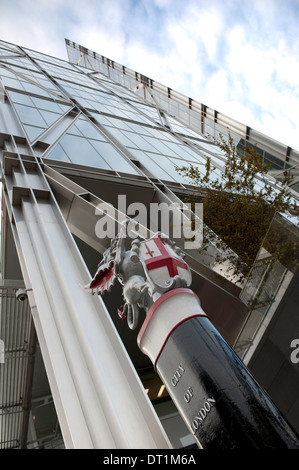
45, 131, 139, 175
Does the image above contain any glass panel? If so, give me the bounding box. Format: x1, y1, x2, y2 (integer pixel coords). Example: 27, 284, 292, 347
1, 75, 22, 88
46, 143, 71, 163
21, 81, 53, 98
125, 118, 155, 131
160, 140, 183, 156
132, 103, 159, 120
59, 134, 111, 169
38, 110, 61, 127
89, 112, 108, 125
145, 127, 169, 140
38, 77, 63, 92
14, 103, 46, 126
168, 157, 208, 183
28, 51, 76, 69
2, 57, 37, 71
124, 132, 157, 152
0, 41, 20, 52
72, 96, 96, 110
142, 136, 178, 157
129, 149, 175, 181
103, 116, 136, 132
151, 155, 188, 181
64, 122, 83, 137
236, 213, 299, 359
264, 152, 284, 170
23, 124, 44, 141
30, 96, 69, 113
104, 105, 132, 120
90, 140, 139, 174
7, 90, 34, 106
191, 139, 221, 155
179, 144, 218, 165
74, 118, 107, 141
105, 127, 136, 147
290, 181, 299, 193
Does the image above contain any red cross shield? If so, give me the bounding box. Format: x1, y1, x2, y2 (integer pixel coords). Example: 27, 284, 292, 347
138, 234, 191, 289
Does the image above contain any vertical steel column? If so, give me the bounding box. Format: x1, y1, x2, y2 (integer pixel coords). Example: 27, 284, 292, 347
2, 153, 171, 449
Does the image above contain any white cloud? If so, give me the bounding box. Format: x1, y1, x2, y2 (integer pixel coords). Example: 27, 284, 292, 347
0, 0, 299, 149
75, 28, 126, 64
185, 5, 224, 62
204, 70, 229, 111
222, 20, 299, 147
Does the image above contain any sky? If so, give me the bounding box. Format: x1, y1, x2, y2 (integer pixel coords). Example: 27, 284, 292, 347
1, 0, 299, 150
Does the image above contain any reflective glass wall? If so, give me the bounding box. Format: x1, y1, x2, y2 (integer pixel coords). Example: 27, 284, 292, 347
0, 39, 226, 188
235, 212, 299, 361
66, 39, 299, 195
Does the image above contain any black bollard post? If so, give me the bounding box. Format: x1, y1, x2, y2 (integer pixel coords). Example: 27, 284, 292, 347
138, 288, 299, 449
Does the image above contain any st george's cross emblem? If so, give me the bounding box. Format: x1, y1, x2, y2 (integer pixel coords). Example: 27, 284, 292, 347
138, 234, 192, 290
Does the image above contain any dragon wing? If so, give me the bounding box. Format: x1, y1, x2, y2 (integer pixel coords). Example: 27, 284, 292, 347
82, 261, 116, 295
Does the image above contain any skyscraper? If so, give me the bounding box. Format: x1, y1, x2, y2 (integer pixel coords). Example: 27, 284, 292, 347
0, 38, 298, 449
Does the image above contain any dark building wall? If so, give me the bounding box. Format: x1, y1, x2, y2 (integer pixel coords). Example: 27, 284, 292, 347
248, 267, 299, 433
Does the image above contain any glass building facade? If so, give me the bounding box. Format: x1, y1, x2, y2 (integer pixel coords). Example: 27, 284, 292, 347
66, 40, 299, 192
0, 39, 298, 449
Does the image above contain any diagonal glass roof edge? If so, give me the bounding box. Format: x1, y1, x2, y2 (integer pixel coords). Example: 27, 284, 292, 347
65, 39, 299, 166
65, 39, 299, 208
0, 62, 72, 103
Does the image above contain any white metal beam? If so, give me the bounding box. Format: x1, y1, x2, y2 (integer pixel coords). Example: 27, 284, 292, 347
2, 153, 171, 449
